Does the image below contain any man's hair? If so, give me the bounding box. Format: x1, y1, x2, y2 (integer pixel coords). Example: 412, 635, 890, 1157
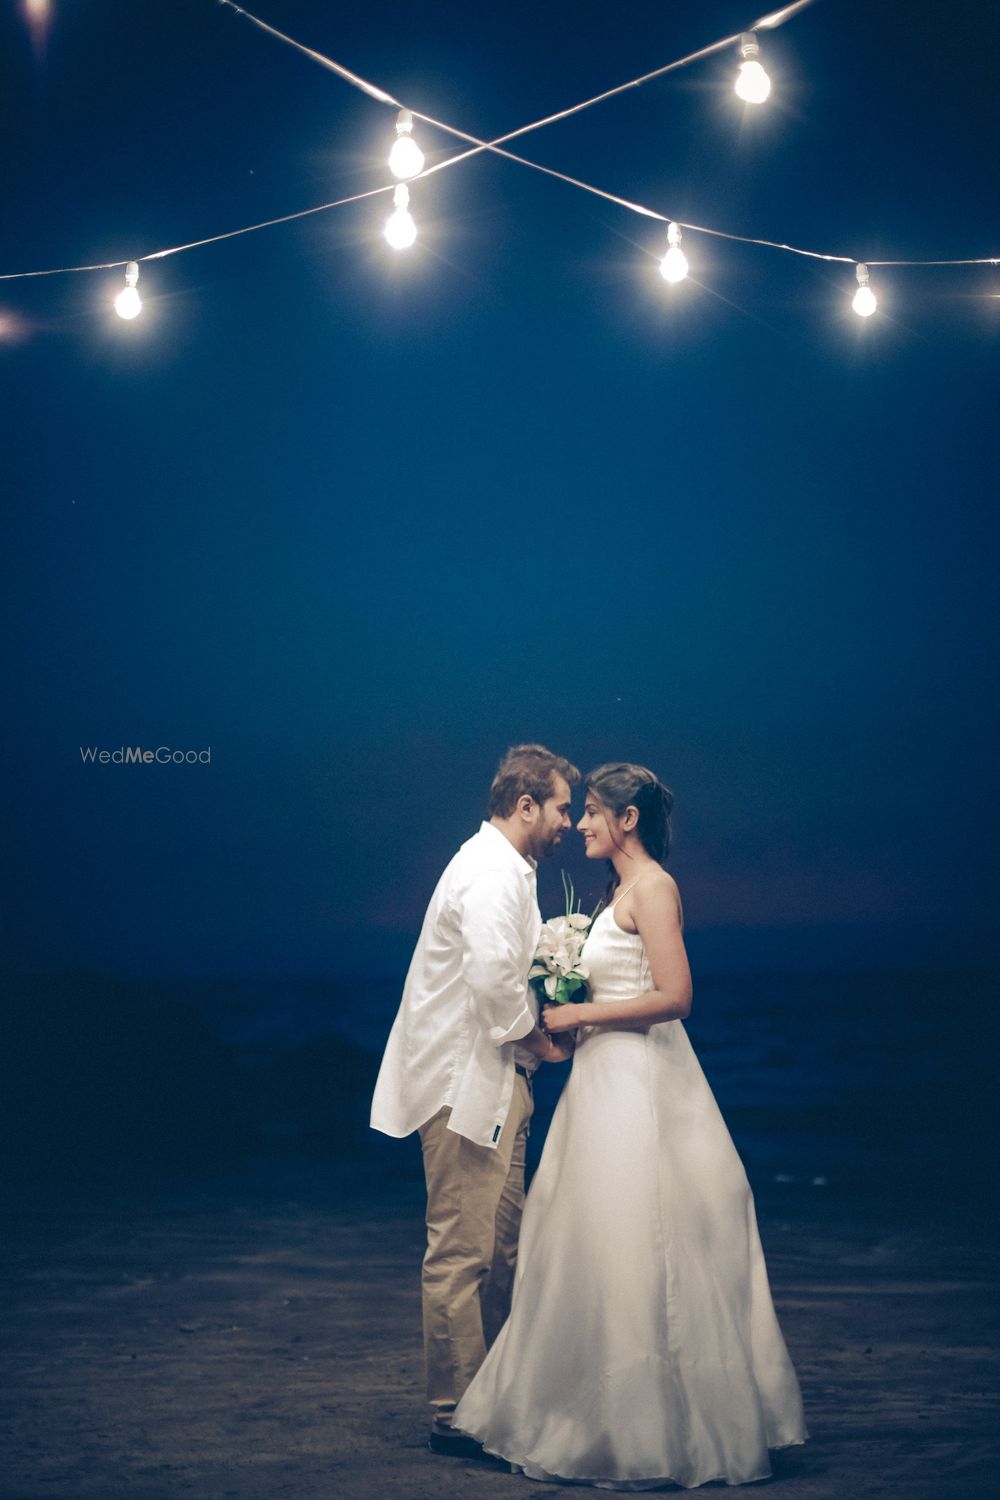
488, 744, 581, 818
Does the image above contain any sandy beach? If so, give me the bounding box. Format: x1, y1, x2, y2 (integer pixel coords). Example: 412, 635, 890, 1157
1, 1158, 996, 1500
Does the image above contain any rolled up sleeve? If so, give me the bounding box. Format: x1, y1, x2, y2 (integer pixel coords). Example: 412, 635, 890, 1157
460, 868, 536, 1046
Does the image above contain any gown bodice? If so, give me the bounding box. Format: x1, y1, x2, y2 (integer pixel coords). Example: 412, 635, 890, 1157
582, 904, 653, 1007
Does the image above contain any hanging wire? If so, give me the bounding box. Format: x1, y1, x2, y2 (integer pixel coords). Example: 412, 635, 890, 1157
0, 0, 996, 284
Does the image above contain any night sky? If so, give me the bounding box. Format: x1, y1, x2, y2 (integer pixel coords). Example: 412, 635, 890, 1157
3, 0, 997, 986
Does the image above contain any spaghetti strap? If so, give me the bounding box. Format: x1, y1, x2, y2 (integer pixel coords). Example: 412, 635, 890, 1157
610, 877, 641, 909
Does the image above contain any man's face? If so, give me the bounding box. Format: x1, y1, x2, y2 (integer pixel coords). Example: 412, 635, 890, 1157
527, 775, 573, 860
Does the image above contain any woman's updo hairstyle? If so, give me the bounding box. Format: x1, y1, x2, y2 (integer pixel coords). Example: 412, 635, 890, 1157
585, 763, 674, 864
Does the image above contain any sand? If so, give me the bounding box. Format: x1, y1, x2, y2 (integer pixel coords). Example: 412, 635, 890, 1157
1, 1158, 997, 1500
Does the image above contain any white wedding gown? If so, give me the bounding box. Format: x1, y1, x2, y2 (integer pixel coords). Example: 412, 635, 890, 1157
453, 905, 808, 1489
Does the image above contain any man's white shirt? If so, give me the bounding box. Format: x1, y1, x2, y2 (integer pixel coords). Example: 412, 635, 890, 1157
370, 822, 543, 1149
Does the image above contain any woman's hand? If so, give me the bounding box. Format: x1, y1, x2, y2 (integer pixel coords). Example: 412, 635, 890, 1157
542, 1002, 583, 1034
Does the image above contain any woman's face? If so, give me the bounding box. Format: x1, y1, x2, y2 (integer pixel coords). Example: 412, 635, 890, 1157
577, 792, 619, 860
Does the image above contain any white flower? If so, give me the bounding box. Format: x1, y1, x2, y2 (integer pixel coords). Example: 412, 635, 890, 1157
529, 880, 596, 1005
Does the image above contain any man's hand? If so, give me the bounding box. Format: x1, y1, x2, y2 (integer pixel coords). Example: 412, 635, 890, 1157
541, 1034, 574, 1064
521, 1023, 572, 1063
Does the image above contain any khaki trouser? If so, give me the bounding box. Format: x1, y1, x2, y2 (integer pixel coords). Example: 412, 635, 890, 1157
417, 1071, 533, 1431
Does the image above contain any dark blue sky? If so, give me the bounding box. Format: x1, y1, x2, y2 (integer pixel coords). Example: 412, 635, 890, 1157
3, 0, 997, 982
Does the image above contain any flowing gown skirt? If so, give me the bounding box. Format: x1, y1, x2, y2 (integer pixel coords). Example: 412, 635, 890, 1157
454, 1012, 808, 1489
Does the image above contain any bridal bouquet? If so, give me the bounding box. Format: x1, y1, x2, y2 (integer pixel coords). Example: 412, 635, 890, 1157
529, 874, 593, 1007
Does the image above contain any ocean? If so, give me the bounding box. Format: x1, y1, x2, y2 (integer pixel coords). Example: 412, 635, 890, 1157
6, 958, 991, 1212
175, 964, 996, 1206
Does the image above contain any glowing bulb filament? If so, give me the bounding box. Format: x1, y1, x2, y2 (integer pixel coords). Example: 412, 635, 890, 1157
114, 260, 142, 320
385, 183, 417, 250
388, 108, 425, 180
735, 33, 771, 104
659, 222, 689, 284
852, 263, 877, 317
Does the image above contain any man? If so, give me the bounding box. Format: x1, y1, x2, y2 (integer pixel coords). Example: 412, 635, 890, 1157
370, 744, 579, 1458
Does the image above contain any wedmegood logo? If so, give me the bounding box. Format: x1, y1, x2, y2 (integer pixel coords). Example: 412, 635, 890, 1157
79, 746, 212, 765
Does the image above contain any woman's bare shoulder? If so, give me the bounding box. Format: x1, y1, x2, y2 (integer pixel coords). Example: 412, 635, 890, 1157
631, 868, 682, 919
635, 868, 680, 900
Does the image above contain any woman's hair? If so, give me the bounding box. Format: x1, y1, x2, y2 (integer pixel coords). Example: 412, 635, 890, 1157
489, 744, 581, 818
585, 763, 674, 865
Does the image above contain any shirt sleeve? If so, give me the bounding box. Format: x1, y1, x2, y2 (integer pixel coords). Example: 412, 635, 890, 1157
460, 867, 536, 1047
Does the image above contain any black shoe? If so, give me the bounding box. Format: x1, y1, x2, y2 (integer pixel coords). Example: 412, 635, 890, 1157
428, 1430, 492, 1461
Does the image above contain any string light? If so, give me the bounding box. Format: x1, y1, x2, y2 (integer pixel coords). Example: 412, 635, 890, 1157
735, 33, 771, 104
388, 108, 425, 179
852, 262, 877, 317
3, 0, 997, 330
660, 222, 689, 284
384, 184, 417, 249
114, 261, 142, 319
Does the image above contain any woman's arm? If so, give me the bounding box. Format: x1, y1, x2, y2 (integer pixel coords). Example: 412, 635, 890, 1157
543, 874, 692, 1033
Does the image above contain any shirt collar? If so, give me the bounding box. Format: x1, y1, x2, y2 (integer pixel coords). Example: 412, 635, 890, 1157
479, 820, 537, 875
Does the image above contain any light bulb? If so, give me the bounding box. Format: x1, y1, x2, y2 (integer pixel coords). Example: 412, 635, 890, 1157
388, 108, 424, 180
389, 134, 424, 179
385, 183, 417, 250
660, 248, 689, 283
736, 61, 771, 103
114, 261, 142, 319
735, 33, 771, 103
852, 285, 877, 317
659, 222, 689, 284
115, 286, 141, 319
852, 263, 877, 317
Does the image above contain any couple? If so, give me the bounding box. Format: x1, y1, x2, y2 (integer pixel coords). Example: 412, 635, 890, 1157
370, 744, 807, 1489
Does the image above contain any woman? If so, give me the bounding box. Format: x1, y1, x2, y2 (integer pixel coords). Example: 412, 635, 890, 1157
453, 763, 807, 1489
